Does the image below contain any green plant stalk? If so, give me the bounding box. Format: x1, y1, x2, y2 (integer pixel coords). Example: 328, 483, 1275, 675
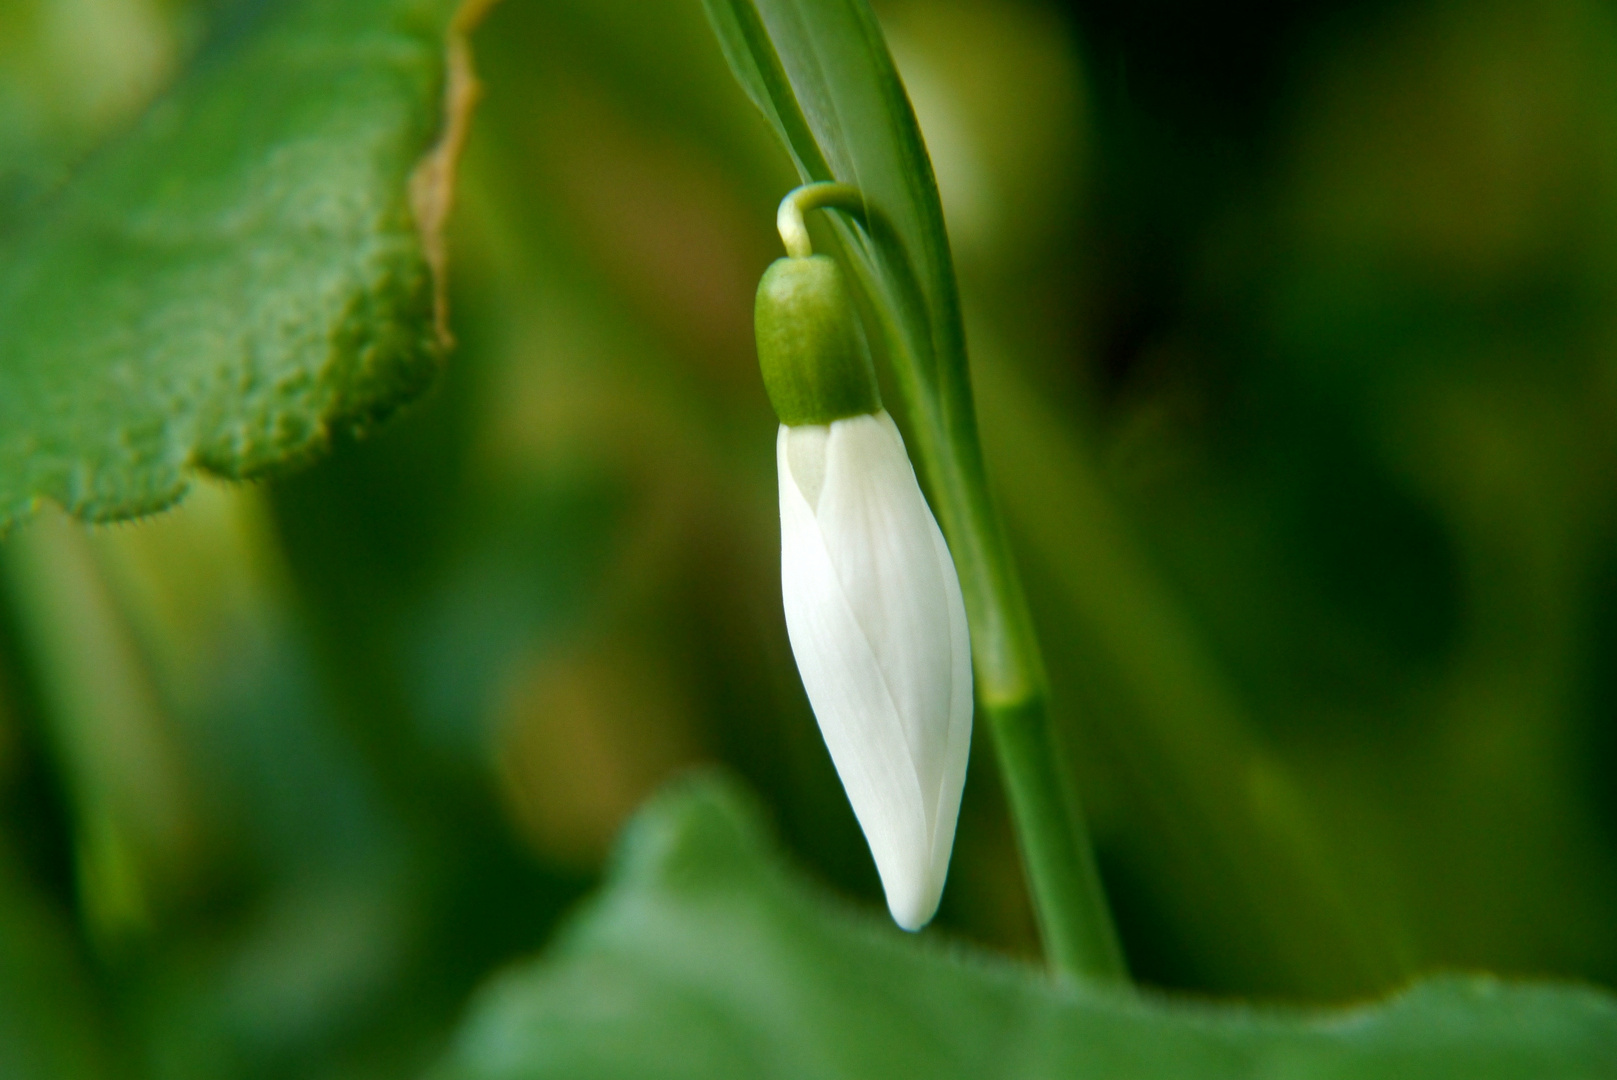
990, 698, 1127, 982
780, 184, 1127, 983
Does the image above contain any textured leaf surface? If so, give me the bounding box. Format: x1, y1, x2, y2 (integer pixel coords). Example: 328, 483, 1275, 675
0, 0, 482, 526
437, 776, 1617, 1080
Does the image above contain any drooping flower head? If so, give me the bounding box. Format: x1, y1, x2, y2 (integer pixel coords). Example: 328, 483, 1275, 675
757, 251, 973, 931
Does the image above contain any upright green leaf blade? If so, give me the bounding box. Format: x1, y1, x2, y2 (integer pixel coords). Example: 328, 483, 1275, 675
701, 0, 829, 181
701, 0, 962, 422
697, 0, 966, 480
0, 0, 486, 526
436, 775, 1617, 1080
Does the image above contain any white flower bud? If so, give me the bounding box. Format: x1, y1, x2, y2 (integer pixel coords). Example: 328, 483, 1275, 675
777, 410, 973, 931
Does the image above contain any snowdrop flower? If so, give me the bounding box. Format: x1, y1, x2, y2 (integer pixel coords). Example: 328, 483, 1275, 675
757, 252, 973, 931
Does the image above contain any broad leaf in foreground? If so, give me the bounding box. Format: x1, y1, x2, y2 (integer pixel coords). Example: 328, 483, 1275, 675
436, 775, 1617, 1080
0, 0, 489, 526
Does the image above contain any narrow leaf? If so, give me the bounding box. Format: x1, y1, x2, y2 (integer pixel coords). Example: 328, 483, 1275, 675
700, 0, 968, 456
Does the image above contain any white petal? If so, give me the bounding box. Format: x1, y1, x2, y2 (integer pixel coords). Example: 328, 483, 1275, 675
926, 506, 974, 902
779, 424, 930, 922
815, 414, 956, 804
777, 414, 973, 931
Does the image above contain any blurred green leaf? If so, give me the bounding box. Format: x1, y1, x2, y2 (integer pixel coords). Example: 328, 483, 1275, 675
0, 0, 188, 235
0, 0, 484, 526
973, 357, 1412, 997
437, 775, 1617, 1080
0, 847, 111, 1080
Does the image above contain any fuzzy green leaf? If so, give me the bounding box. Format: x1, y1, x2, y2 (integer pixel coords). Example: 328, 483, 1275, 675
437, 776, 1617, 1080
0, 0, 483, 526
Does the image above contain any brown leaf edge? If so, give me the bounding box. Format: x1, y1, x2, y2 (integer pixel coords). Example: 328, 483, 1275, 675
411, 0, 501, 352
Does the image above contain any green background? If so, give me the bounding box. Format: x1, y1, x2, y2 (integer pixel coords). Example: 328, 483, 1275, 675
1, 0, 1615, 1075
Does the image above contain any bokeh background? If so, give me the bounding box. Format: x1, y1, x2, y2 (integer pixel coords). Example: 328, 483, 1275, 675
3, 0, 1617, 1075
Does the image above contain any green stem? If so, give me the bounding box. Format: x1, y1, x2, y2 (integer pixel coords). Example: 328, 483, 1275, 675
990, 698, 1127, 982
776, 182, 865, 258
780, 182, 1127, 983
